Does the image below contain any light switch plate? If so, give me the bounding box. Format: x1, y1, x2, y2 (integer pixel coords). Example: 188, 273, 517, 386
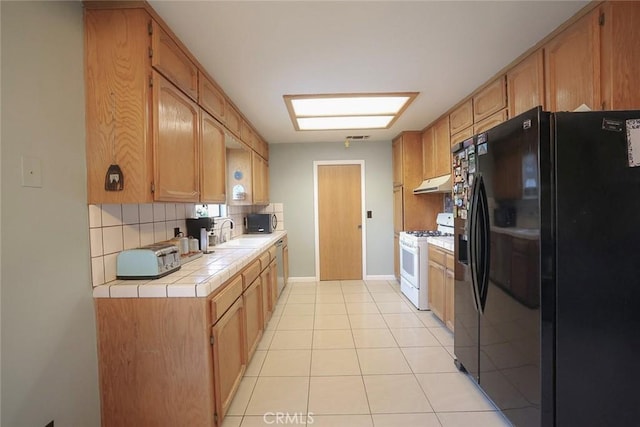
22, 156, 42, 187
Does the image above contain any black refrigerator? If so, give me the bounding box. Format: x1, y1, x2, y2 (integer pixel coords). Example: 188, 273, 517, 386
452, 107, 640, 427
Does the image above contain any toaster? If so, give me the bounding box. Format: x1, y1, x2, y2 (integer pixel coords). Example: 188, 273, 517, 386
116, 243, 181, 280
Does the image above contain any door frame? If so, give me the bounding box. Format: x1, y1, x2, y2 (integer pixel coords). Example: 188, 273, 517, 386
313, 160, 367, 281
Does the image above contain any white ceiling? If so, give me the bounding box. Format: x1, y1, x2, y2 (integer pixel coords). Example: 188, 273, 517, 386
148, 1, 588, 144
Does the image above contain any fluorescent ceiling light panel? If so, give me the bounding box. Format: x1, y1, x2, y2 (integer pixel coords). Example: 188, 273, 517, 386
284, 92, 418, 131
298, 116, 394, 130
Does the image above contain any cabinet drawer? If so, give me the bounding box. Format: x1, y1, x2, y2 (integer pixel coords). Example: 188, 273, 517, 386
151, 21, 198, 101
242, 259, 261, 290
259, 251, 271, 271
428, 246, 446, 265
211, 274, 243, 323
446, 253, 455, 270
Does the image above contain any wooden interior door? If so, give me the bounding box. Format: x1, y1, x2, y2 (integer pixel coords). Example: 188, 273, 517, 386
318, 164, 362, 281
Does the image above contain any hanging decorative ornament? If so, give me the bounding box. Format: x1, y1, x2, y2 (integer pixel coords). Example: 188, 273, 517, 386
105, 92, 124, 191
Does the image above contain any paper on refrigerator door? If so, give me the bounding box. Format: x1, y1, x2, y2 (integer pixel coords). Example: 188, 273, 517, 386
627, 119, 640, 167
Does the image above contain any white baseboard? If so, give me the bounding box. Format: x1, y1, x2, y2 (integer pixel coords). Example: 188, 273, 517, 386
288, 275, 397, 283
287, 276, 317, 283
365, 274, 397, 281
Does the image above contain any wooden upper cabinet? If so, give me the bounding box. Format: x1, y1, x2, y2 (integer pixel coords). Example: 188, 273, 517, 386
200, 110, 226, 203
450, 127, 474, 147
151, 21, 198, 101
225, 104, 242, 138
393, 186, 403, 234
392, 136, 403, 186
449, 100, 473, 135
153, 71, 200, 202
474, 109, 508, 135
474, 76, 507, 122
600, 1, 640, 110
507, 50, 545, 117
84, 8, 154, 204
252, 152, 269, 206
544, 9, 600, 112
241, 120, 256, 151
421, 127, 434, 180
198, 72, 226, 123
433, 117, 451, 177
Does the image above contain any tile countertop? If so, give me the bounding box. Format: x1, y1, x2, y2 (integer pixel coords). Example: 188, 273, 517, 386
93, 231, 287, 299
428, 236, 454, 252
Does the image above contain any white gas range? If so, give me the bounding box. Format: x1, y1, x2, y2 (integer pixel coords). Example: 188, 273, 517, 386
399, 213, 454, 310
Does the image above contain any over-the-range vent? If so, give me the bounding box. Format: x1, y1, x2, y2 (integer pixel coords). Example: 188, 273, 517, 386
345, 135, 370, 141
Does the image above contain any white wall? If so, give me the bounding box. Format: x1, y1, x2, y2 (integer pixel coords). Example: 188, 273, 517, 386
269, 140, 394, 278
1, 2, 100, 426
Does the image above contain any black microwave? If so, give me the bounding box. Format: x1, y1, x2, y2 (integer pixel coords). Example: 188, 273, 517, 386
246, 214, 277, 234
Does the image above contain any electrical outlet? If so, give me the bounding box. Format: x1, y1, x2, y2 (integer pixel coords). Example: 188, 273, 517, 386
367, 210, 372, 219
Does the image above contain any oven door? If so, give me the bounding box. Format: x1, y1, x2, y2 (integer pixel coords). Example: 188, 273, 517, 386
399, 241, 419, 287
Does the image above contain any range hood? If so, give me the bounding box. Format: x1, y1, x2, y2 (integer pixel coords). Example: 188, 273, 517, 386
413, 174, 452, 194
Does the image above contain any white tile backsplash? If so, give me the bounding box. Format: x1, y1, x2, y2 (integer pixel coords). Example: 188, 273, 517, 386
88, 204, 102, 228
123, 224, 141, 250
89, 228, 103, 257
102, 226, 124, 254
122, 204, 139, 225
139, 203, 154, 223
102, 204, 123, 226
88, 201, 286, 287
139, 222, 155, 246
153, 203, 166, 221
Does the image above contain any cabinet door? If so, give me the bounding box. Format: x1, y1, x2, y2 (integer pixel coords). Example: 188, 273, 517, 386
241, 121, 256, 151
449, 99, 473, 135
507, 50, 545, 117
212, 297, 246, 423
261, 269, 272, 324
600, 2, 640, 110
445, 254, 455, 332
282, 245, 289, 288
392, 136, 403, 186
199, 72, 226, 123
544, 9, 600, 112
450, 127, 473, 147
85, 8, 153, 204
151, 21, 198, 100
421, 127, 435, 180
269, 260, 279, 303
428, 261, 445, 321
394, 234, 400, 280
225, 104, 242, 138
153, 71, 200, 202
473, 109, 508, 135
433, 117, 451, 177
474, 76, 507, 122
251, 152, 268, 205
201, 111, 226, 203
243, 277, 264, 361
393, 186, 403, 233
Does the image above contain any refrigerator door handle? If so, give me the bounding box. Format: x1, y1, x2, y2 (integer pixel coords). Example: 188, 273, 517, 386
477, 176, 491, 312
468, 175, 482, 313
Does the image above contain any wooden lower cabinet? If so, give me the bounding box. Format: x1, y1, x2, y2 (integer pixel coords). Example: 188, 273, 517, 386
212, 297, 246, 423
428, 244, 455, 331
428, 260, 446, 320
243, 277, 264, 361
95, 243, 286, 427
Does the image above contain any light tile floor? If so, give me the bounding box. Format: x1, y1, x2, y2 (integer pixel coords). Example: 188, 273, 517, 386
222, 280, 512, 427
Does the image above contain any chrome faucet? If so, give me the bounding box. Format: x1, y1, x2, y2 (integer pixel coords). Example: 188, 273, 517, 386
217, 218, 235, 243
